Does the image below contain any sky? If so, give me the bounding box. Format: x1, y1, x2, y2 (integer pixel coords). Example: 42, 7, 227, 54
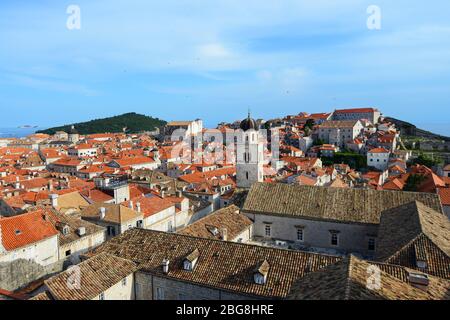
0, 1, 450, 135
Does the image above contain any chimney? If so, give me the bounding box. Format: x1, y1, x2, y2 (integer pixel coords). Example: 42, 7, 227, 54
99, 207, 106, 220
161, 190, 166, 198
221, 228, 228, 241
136, 202, 141, 213
176, 190, 182, 198
162, 259, 170, 274
76, 227, 86, 236
49, 194, 59, 208
129, 200, 134, 209
48, 180, 53, 192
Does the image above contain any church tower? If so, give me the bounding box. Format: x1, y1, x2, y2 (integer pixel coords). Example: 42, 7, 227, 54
68, 125, 80, 144
236, 113, 264, 188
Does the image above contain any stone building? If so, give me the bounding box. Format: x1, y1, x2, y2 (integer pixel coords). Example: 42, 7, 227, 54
318, 120, 364, 148
178, 205, 253, 243
30, 228, 449, 300
32, 253, 137, 300
367, 147, 390, 171
80, 203, 143, 240
68, 126, 80, 144
287, 255, 449, 300
81, 228, 340, 300
332, 108, 381, 124
236, 113, 264, 188
242, 183, 444, 257
0, 210, 59, 266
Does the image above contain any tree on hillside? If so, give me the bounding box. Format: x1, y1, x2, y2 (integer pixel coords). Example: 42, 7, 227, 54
412, 154, 442, 168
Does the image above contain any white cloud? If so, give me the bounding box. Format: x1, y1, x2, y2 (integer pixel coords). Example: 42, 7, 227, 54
197, 43, 232, 59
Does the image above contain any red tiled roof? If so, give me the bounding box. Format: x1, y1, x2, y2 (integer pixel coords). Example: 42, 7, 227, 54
52, 158, 83, 167
0, 210, 58, 251
82, 189, 114, 203
438, 188, 450, 206
112, 156, 155, 167
368, 147, 390, 154
383, 178, 405, 191
124, 195, 174, 218
335, 108, 378, 114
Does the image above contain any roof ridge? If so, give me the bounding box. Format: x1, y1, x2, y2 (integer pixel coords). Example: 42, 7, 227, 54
344, 255, 354, 300
384, 233, 425, 263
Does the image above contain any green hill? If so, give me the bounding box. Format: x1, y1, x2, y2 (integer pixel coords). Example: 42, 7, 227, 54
37, 112, 167, 135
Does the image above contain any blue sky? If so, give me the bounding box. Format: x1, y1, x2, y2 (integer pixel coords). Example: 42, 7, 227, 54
1, 1, 450, 135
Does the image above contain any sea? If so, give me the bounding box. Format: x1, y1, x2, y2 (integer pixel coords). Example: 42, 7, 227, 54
0, 127, 43, 138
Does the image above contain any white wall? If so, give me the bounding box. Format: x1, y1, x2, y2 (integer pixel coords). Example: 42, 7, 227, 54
367, 152, 389, 171
59, 231, 106, 264
92, 273, 135, 300
0, 235, 59, 266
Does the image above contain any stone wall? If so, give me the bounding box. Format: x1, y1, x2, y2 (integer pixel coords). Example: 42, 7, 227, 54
135, 271, 260, 300
443, 205, 450, 219
0, 258, 64, 291
245, 212, 378, 257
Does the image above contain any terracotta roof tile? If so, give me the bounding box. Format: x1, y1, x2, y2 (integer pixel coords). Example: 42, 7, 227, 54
0, 210, 58, 251
243, 183, 443, 225
179, 205, 252, 240
44, 253, 137, 300
87, 228, 340, 299
288, 255, 449, 300
376, 201, 450, 279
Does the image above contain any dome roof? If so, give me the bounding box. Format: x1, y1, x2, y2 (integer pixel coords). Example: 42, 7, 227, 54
68, 125, 79, 135
240, 113, 258, 131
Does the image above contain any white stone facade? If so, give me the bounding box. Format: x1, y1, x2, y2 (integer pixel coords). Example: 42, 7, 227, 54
236, 130, 264, 188
0, 235, 59, 267
367, 151, 390, 171
244, 212, 378, 257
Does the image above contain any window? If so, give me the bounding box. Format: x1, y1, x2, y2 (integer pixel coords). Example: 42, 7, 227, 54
122, 278, 127, 286
107, 226, 116, 236
246, 172, 249, 180
265, 225, 271, 237
156, 287, 165, 300
65, 250, 71, 257
254, 273, 266, 285
331, 233, 339, 246
368, 238, 376, 251
296, 229, 304, 242
99, 292, 105, 300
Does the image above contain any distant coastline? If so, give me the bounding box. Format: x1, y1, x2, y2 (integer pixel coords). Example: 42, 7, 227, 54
0, 127, 42, 138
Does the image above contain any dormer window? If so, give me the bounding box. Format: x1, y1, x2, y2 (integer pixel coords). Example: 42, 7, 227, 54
207, 226, 219, 237
62, 225, 70, 236
253, 260, 270, 285
183, 249, 199, 271
416, 260, 427, 269
414, 245, 428, 269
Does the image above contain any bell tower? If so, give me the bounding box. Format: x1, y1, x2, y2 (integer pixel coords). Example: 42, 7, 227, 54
236, 113, 264, 188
